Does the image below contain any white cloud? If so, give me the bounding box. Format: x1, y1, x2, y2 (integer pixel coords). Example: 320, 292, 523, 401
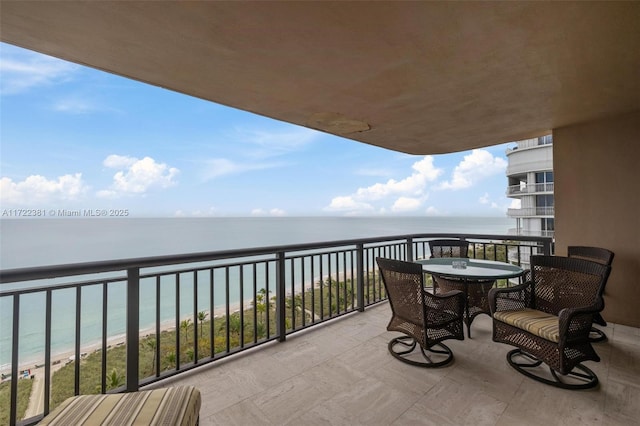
354, 168, 393, 177
0, 45, 79, 95
98, 155, 179, 197
0, 173, 88, 205
324, 196, 374, 213
53, 97, 100, 114
438, 149, 507, 190
391, 197, 423, 212
425, 206, 440, 216
324, 156, 442, 214
479, 192, 490, 204
238, 127, 319, 157
355, 156, 442, 200
103, 154, 137, 169
202, 158, 280, 180
198, 127, 319, 181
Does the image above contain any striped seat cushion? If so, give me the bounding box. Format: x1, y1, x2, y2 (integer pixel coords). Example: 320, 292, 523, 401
493, 308, 559, 343
39, 385, 200, 426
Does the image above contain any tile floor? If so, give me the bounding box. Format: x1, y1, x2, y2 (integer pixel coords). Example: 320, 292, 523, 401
157, 303, 640, 425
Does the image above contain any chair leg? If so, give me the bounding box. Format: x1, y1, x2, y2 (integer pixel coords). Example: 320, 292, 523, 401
506, 349, 599, 390
388, 336, 454, 368
589, 326, 607, 343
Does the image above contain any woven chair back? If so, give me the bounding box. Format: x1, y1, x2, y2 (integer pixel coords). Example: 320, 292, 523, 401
428, 239, 469, 258
530, 255, 611, 316
376, 258, 425, 329
567, 246, 614, 266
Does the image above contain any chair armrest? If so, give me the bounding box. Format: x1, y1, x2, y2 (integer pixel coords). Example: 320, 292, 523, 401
488, 281, 533, 315
558, 298, 604, 342
424, 289, 465, 315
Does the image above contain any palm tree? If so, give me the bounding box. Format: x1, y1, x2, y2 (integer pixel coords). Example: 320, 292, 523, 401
256, 321, 267, 339
180, 319, 192, 344
165, 352, 176, 370
145, 338, 157, 375
227, 313, 241, 335
106, 368, 124, 390
197, 311, 208, 338
255, 288, 268, 323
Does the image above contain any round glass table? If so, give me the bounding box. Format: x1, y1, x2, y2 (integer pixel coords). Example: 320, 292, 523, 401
416, 257, 524, 337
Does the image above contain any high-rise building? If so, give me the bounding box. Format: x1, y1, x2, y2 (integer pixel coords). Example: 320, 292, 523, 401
506, 135, 554, 238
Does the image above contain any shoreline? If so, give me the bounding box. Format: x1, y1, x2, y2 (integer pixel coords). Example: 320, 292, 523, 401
1, 270, 355, 378
0, 301, 243, 378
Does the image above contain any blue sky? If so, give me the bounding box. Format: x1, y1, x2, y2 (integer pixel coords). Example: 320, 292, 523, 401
1, 43, 517, 217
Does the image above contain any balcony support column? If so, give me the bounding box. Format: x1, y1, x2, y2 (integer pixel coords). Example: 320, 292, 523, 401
276, 252, 286, 342
126, 267, 140, 392
356, 244, 365, 312
10, 295, 19, 426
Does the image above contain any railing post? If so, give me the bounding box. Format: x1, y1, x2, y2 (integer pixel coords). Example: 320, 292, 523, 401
10, 295, 19, 426
276, 252, 286, 342
356, 243, 365, 312
406, 237, 414, 262
126, 267, 140, 392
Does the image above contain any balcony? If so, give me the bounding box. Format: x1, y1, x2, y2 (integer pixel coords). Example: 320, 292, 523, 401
507, 206, 555, 217
506, 182, 554, 196
1, 233, 554, 425
2, 233, 638, 425
165, 304, 639, 425
508, 228, 555, 239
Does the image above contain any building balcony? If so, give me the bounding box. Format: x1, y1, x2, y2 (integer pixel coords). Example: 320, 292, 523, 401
3, 233, 637, 425
508, 228, 555, 238
2, 233, 559, 425
507, 206, 555, 217
506, 182, 554, 197
165, 304, 637, 425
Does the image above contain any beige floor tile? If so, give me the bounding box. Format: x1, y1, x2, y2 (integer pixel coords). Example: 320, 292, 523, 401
252, 374, 330, 424
204, 399, 272, 426
158, 301, 640, 426
297, 376, 422, 425
501, 379, 606, 425
412, 377, 508, 425
603, 378, 640, 425
607, 341, 640, 387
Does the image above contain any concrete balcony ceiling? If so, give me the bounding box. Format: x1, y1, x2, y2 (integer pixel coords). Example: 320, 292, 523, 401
1, 2, 638, 154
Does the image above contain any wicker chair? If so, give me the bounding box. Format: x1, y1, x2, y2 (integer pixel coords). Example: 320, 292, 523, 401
428, 239, 494, 337
567, 246, 615, 342
428, 239, 469, 258
376, 257, 465, 367
489, 255, 611, 389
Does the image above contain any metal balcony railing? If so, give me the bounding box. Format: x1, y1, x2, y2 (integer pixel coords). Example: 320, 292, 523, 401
506, 182, 554, 196
0, 233, 552, 426
505, 136, 553, 154
507, 206, 555, 217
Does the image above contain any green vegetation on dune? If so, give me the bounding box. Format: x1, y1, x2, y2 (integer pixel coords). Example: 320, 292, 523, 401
0, 377, 33, 424
48, 274, 384, 411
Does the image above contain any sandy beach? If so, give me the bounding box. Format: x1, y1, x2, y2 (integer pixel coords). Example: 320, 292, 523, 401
7, 300, 247, 419
2, 300, 246, 380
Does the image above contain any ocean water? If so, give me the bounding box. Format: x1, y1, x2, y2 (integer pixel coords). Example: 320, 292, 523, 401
0, 216, 514, 369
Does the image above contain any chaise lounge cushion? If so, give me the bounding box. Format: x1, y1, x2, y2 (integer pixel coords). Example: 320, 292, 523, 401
493, 308, 559, 343
39, 385, 200, 426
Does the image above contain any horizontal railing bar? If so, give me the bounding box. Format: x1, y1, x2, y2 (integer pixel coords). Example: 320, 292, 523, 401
0, 277, 124, 297
1, 231, 552, 426
1, 233, 552, 284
